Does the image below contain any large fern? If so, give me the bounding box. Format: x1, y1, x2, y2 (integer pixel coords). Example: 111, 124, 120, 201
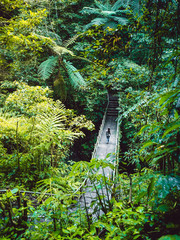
81, 0, 129, 30
63, 34, 82, 48
35, 29, 62, 45
35, 102, 79, 139
63, 60, 86, 89
112, 0, 127, 10
36, 106, 66, 139
84, 18, 108, 30
38, 56, 58, 80
130, 0, 141, 16
95, 0, 111, 10
37, 32, 89, 97
114, 0, 142, 16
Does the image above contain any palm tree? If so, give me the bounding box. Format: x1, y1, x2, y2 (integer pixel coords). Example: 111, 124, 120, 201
36, 33, 87, 101
80, 0, 130, 30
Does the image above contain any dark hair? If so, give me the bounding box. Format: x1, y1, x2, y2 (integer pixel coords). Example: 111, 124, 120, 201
107, 128, 110, 132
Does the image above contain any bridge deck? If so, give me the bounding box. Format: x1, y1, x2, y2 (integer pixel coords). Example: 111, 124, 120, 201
94, 115, 118, 160
80, 95, 119, 218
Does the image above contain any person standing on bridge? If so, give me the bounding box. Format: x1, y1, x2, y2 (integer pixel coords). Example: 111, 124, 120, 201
106, 128, 111, 144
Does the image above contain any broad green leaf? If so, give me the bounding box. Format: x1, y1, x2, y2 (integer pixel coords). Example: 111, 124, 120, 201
6, 191, 12, 198
136, 124, 150, 136
140, 141, 157, 153
38, 56, 58, 80
159, 91, 177, 106
162, 122, 180, 138
157, 204, 170, 213
158, 235, 180, 240
115, 201, 123, 209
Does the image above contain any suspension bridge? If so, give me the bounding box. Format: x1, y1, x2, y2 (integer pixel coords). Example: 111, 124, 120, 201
80, 93, 120, 219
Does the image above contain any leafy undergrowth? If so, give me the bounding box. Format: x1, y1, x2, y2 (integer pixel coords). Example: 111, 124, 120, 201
0, 159, 180, 240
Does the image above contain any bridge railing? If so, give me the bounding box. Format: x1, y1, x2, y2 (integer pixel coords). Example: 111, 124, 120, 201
91, 93, 109, 159
114, 114, 121, 179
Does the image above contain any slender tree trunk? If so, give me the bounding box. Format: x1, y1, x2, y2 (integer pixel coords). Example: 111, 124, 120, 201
50, 142, 53, 167
16, 121, 20, 171
129, 174, 132, 203
148, 0, 161, 91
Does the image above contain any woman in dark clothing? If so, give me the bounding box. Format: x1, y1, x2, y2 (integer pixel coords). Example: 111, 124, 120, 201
106, 128, 111, 144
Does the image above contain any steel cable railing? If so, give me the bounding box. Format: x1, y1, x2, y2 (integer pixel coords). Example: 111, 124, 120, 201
91, 93, 109, 159
114, 115, 121, 180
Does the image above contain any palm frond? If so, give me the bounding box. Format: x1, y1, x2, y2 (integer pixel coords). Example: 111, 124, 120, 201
39, 111, 65, 131
63, 60, 86, 89
38, 56, 58, 80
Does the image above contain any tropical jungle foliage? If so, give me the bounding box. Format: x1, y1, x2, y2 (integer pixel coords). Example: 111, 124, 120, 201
0, 0, 180, 239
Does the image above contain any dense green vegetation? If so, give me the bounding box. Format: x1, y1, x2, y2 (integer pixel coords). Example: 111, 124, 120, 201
0, 0, 179, 239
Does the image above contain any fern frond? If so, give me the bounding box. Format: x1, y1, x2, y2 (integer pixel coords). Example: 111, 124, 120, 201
130, 0, 141, 16
84, 18, 108, 30
38, 56, 58, 80
80, 7, 102, 15
33, 33, 75, 57
72, 55, 93, 64
112, 16, 129, 25
46, 31, 62, 45
35, 30, 62, 45
95, 0, 109, 11
103, 0, 112, 10
112, 0, 128, 11
52, 45, 75, 57
36, 103, 66, 137
101, 10, 117, 16
82, 0, 129, 30
32, 33, 57, 46
104, 20, 119, 29
63, 34, 82, 48
116, 9, 131, 15
63, 60, 86, 89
